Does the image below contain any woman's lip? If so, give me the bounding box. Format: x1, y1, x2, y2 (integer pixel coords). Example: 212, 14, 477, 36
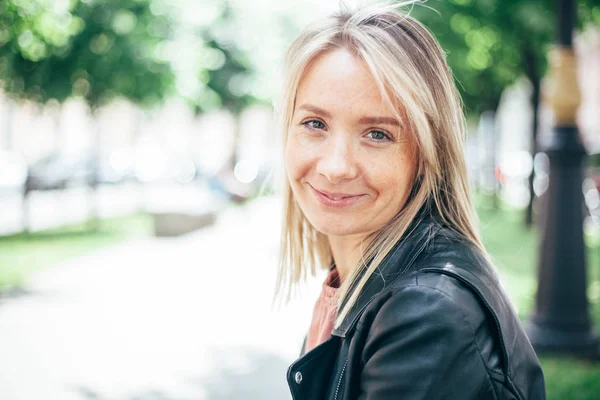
308, 184, 366, 207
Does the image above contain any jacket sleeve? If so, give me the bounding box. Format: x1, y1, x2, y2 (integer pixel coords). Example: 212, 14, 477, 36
358, 285, 493, 400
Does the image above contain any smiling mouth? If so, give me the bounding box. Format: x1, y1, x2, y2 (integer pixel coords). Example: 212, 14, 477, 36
320, 192, 357, 200
307, 184, 366, 207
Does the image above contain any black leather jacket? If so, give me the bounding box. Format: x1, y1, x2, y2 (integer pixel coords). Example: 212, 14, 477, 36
286, 216, 545, 400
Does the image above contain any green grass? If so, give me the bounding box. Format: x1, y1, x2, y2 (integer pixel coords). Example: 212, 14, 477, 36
0, 214, 154, 291
476, 199, 600, 399
540, 357, 600, 400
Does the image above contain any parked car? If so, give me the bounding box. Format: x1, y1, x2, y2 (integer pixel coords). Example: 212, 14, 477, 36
26, 152, 92, 191
25, 150, 135, 192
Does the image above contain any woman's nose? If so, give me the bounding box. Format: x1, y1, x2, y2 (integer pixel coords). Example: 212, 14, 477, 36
316, 136, 359, 184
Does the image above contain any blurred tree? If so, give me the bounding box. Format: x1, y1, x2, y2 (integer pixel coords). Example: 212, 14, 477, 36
0, 0, 175, 108
192, 2, 262, 171
0, 0, 175, 228
413, 0, 600, 224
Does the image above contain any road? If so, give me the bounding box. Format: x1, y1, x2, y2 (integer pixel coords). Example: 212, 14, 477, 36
0, 196, 324, 399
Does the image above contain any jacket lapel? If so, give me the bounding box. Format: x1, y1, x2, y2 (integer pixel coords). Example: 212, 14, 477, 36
287, 336, 340, 400
332, 216, 437, 337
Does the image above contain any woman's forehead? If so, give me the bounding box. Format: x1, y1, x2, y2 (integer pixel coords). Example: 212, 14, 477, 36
294, 49, 397, 118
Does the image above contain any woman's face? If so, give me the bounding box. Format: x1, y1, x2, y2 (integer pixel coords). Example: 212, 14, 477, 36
285, 48, 416, 239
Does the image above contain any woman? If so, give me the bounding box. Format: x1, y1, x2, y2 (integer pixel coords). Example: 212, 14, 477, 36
274, 3, 545, 400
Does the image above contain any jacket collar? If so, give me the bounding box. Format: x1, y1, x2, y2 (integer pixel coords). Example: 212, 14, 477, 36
331, 214, 438, 338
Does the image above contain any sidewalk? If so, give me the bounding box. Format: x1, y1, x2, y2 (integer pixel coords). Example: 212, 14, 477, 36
0, 182, 218, 235
0, 196, 324, 400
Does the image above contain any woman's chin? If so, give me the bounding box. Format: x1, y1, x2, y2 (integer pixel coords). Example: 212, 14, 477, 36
310, 221, 365, 238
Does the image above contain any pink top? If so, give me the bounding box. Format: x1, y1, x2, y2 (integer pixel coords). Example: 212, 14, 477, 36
305, 267, 341, 353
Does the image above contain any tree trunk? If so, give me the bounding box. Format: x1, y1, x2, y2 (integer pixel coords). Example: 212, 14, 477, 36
478, 110, 498, 209
53, 106, 63, 152
523, 48, 541, 228
88, 108, 100, 231
490, 112, 499, 210
230, 111, 241, 170
4, 100, 14, 150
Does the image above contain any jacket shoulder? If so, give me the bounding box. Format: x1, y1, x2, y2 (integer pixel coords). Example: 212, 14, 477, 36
356, 282, 503, 399
384, 225, 504, 334
361, 274, 494, 347
371, 225, 546, 399
364, 269, 505, 374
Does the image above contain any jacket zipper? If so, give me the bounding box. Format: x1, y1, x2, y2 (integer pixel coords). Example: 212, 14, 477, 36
333, 359, 348, 400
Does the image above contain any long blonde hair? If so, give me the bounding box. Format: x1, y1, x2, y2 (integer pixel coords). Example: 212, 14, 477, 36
274, 2, 485, 329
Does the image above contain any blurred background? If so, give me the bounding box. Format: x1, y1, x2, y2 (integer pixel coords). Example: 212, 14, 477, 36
0, 0, 599, 399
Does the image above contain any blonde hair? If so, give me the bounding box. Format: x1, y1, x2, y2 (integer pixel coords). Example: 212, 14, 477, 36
274, 1, 486, 329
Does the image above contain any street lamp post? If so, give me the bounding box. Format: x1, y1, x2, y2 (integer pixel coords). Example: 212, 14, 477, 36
525, 0, 599, 358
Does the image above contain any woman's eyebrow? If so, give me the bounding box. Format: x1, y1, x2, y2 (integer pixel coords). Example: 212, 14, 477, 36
358, 116, 400, 126
297, 104, 332, 118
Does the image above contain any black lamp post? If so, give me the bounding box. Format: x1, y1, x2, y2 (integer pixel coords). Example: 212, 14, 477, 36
525, 0, 599, 358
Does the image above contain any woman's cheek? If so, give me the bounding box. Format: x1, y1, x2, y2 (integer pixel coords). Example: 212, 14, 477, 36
286, 136, 311, 180
288, 134, 320, 171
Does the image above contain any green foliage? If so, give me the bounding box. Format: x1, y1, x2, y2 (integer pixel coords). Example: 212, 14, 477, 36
191, 2, 258, 114
412, 0, 600, 115
0, 0, 175, 108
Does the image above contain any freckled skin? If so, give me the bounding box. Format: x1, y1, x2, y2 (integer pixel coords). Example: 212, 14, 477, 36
285, 48, 416, 264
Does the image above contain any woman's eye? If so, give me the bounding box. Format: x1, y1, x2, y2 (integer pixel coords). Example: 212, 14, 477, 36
302, 120, 326, 130
368, 130, 391, 141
